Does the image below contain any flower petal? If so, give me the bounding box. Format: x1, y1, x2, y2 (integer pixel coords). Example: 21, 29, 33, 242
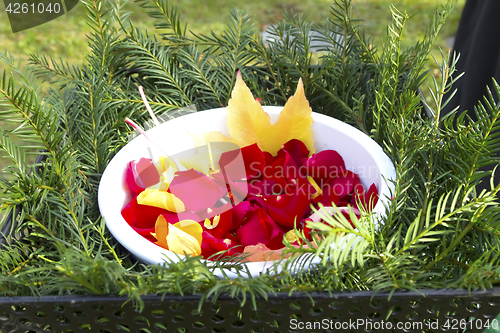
167, 223, 202, 256
219, 143, 266, 182
201, 231, 242, 260
173, 220, 203, 245
236, 208, 285, 250
282, 139, 310, 166
137, 189, 185, 212
121, 197, 169, 229
124, 158, 159, 197
266, 180, 311, 228
154, 215, 170, 249
304, 150, 345, 185
242, 243, 284, 262
169, 169, 223, 212
204, 209, 233, 239
133, 158, 160, 188
329, 170, 359, 198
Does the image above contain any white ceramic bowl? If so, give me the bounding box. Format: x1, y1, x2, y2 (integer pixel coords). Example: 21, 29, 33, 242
98, 106, 396, 278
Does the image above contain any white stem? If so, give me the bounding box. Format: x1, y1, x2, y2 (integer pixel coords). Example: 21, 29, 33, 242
139, 86, 160, 126
125, 117, 185, 171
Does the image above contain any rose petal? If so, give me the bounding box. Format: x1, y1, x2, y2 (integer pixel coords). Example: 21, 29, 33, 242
266, 179, 311, 228
137, 189, 185, 212
121, 197, 169, 229
197, 202, 233, 221
173, 220, 203, 245
361, 183, 379, 211
169, 169, 223, 212
167, 223, 202, 256
124, 158, 159, 197
204, 209, 233, 239
133, 158, 160, 188
247, 179, 276, 197
236, 208, 285, 250
154, 215, 170, 249
219, 143, 265, 181
242, 243, 284, 262
282, 139, 310, 167
201, 231, 242, 260
304, 150, 345, 185
329, 170, 360, 198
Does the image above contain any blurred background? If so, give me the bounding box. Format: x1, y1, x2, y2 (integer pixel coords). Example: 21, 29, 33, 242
0, 0, 466, 184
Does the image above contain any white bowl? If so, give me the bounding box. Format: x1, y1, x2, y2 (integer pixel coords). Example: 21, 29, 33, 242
98, 106, 396, 278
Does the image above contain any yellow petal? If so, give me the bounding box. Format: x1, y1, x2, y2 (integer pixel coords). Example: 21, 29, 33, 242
153, 215, 169, 249
137, 189, 185, 212
178, 148, 212, 174
167, 224, 202, 256
173, 220, 203, 244
188, 131, 236, 148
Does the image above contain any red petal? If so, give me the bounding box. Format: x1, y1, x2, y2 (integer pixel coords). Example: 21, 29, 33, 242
236, 208, 284, 249
169, 169, 224, 212
161, 211, 200, 224
197, 202, 233, 221
205, 209, 233, 239
282, 139, 310, 167
218, 143, 266, 182
231, 201, 256, 229
266, 179, 311, 227
121, 197, 169, 229
304, 150, 345, 185
247, 179, 276, 197
328, 170, 360, 198
364, 183, 379, 211
201, 231, 242, 260
124, 159, 160, 198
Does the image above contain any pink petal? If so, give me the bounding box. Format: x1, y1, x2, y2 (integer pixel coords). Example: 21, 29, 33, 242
169, 169, 224, 212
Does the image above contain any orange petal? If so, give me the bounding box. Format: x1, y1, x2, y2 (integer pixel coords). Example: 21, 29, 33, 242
242, 243, 285, 262
153, 215, 169, 249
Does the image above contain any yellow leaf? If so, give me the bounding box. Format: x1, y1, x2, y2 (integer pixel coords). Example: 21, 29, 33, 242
192, 73, 315, 156
226, 72, 275, 149
274, 79, 315, 154
137, 189, 185, 212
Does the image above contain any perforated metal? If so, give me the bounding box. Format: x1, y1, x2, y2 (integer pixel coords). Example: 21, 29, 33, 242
0, 289, 499, 333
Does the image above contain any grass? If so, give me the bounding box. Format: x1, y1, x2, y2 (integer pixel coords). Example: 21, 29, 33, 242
0, 0, 465, 185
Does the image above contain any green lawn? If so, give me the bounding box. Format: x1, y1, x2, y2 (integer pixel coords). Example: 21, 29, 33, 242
0, 0, 465, 182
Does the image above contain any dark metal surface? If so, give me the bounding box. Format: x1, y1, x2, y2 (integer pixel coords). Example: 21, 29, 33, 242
0, 289, 499, 333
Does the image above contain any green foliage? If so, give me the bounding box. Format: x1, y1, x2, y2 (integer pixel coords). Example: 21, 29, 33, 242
0, 0, 499, 310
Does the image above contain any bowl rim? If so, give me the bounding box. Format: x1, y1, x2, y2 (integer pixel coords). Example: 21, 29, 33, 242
98, 106, 396, 278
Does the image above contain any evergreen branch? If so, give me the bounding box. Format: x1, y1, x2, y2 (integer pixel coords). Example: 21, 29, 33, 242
28, 53, 81, 83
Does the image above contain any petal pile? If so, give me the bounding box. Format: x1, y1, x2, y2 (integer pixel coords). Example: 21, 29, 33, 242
120, 76, 380, 262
